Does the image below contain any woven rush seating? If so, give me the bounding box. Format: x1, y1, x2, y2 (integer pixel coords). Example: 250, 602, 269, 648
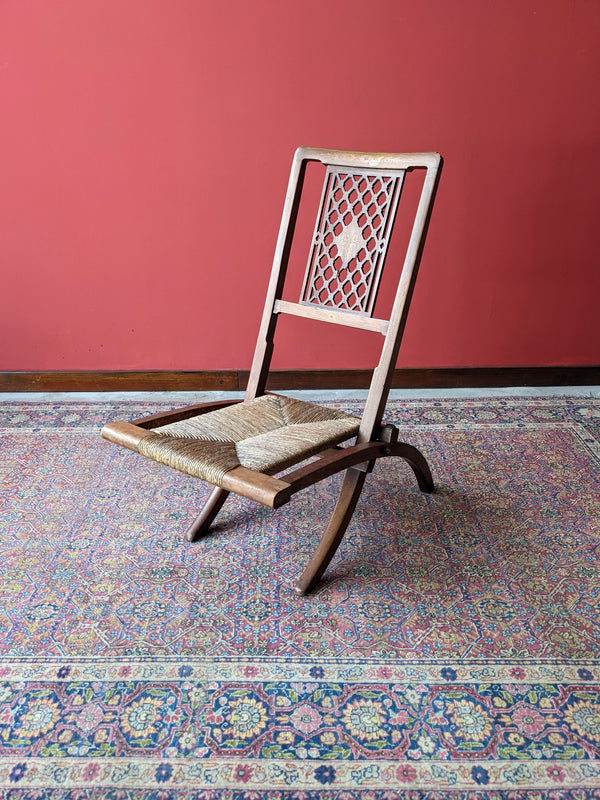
102, 147, 443, 594
135, 395, 360, 486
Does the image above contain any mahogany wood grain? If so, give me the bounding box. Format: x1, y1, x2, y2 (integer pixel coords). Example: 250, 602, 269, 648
100, 420, 152, 451
220, 466, 290, 507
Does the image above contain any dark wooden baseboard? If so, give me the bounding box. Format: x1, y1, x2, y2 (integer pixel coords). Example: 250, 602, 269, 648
1, 366, 599, 392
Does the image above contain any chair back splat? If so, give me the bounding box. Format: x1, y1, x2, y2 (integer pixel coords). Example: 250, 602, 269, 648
102, 147, 442, 594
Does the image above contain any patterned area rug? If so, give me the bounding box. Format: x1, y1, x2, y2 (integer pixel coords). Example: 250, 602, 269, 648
1, 396, 599, 799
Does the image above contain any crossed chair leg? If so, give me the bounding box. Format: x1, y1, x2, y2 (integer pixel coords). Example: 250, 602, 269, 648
184, 439, 434, 596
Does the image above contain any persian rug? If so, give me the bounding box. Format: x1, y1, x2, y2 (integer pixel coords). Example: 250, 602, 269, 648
0, 395, 600, 799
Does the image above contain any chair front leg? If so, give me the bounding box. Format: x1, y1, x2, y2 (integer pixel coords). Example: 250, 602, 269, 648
185, 486, 230, 542
294, 467, 367, 596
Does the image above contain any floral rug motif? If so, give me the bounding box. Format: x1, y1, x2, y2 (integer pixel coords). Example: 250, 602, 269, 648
0, 396, 599, 798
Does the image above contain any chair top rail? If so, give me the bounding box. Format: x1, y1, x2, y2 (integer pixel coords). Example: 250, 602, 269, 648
296, 147, 441, 172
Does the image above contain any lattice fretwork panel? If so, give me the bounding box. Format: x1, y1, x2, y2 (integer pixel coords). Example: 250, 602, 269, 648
300, 166, 405, 316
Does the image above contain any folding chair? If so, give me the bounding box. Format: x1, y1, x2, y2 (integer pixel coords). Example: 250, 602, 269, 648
102, 147, 442, 594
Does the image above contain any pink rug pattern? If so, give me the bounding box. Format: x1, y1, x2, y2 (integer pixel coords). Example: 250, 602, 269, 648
0, 396, 599, 798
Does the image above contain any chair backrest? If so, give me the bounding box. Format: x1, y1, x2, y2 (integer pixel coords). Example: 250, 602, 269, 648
246, 147, 442, 443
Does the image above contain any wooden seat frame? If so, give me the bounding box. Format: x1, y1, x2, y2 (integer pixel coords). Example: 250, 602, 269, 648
102, 147, 442, 594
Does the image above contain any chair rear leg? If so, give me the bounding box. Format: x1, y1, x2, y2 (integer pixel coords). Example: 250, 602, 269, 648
185, 486, 230, 542
294, 467, 367, 596
394, 442, 435, 493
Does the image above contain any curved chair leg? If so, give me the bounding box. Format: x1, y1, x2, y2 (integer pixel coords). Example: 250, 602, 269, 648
393, 442, 435, 493
185, 486, 230, 542
294, 467, 367, 596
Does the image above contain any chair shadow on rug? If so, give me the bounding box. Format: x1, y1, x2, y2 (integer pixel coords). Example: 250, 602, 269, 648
102, 147, 443, 595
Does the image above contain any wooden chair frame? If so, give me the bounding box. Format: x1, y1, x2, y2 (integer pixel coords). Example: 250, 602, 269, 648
102, 147, 442, 594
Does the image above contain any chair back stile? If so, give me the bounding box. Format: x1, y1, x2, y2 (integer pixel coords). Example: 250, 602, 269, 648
358, 155, 442, 442
244, 153, 308, 401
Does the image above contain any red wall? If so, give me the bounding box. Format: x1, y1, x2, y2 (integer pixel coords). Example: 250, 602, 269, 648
1, 0, 599, 371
